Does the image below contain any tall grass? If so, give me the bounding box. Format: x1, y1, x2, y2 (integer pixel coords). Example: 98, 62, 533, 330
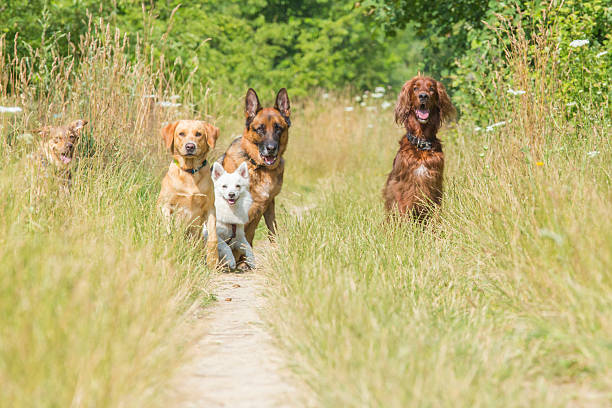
0, 19, 220, 407
264, 15, 611, 407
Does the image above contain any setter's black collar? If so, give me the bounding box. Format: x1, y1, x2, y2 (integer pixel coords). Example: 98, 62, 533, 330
405, 132, 433, 151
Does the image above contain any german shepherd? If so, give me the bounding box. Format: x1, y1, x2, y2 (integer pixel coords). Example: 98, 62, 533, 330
220, 88, 291, 245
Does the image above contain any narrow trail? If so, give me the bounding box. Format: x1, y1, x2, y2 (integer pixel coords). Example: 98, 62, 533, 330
179, 270, 300, 408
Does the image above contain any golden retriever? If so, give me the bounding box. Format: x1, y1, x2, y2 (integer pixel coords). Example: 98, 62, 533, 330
157, 120, 220, 269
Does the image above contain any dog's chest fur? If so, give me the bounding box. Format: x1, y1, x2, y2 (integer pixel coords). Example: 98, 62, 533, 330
222, 141, 285, 219
215, 190, 252, 242
248, 161, 283, 214
159, 164, 214, 227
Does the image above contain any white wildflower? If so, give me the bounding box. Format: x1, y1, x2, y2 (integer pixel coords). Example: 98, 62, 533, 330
360, 101, 367, 107
371, 92, 384, 99
143, 94, 157, 99
485, 121, 506, 132
157, 101, 181, 108
586, 151, 599, 158
566, 102, 577, 107
474, 126, 482, 132
344, 106, 354, 112
322, 93, 330, 99
169, 94, 180, 101
374, 86, 386, 94
355, 96, 362, 102
0, 106, 23, 113
366, 106, 377, 111
569, 39, 589, 48
507, 88, 526, 96
596, 50, 608, 58
381, 101, 392, 109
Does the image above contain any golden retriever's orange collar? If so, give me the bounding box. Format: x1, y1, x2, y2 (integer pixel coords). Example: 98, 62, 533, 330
173, 158, 208, 174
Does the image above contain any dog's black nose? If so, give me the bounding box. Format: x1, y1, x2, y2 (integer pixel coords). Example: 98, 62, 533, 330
264, 142, 278, 153
228, 192, 236, 199
185, 142, 196, 153
66, 142, 73, 148
418, 93, 429, 101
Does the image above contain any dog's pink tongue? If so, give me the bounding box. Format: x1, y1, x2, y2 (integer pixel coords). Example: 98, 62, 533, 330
416, 109, 430, 120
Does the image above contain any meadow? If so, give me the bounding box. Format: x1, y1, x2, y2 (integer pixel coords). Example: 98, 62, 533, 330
1, 6, 611, 408
266, 26, 612, 407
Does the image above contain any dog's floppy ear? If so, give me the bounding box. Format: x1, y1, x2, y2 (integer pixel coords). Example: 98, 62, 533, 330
274, 88, 291, 127
237, 161, 249, 179
161, 121, 178, 152
34, 126, 52, 138
69, 119, 88, 132
211, 162, 225, 182
245, 88, 262, 129
436, 80, 456, 124
204, 123, 219, 149
394, 78, 416, 128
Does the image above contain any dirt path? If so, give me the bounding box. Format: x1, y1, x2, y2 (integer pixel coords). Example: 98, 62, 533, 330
178, 270, 300, 408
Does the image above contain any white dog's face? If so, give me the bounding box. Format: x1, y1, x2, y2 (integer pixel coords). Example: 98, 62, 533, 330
212, 162, 250, 206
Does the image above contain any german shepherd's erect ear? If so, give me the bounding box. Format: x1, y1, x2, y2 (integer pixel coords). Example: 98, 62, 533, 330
245, 88, 262, 129
274, 88, 291, 127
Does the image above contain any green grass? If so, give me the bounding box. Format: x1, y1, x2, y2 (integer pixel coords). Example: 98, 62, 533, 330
263, 33, 612, 407
0, 24, 218, 407
1, 12, 610, 408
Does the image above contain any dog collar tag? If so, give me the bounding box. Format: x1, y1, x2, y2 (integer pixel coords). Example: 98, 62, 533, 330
174, 158, 208, 174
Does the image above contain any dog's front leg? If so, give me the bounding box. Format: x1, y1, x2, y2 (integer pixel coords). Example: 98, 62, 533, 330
263, 199, 277, 241
160, 204, 174, 234
235, 226, 255, 269
205, 208, 219, 269
218, 239, 236, 270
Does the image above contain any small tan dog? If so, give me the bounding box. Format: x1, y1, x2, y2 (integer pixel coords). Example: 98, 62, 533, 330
33, 119, 88, 189
157, 120, 220, 269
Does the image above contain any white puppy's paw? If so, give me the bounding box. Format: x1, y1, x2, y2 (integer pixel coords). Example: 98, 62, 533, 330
220, 254, 236, 270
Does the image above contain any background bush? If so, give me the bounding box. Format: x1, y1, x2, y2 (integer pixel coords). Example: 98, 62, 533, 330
3, 1, 609, 116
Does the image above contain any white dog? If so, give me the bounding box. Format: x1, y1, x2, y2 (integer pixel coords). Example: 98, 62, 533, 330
203, 162, 255, 270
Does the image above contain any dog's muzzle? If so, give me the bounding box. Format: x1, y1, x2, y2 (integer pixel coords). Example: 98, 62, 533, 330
184, 142, 196, 155
259, 142, 278, 165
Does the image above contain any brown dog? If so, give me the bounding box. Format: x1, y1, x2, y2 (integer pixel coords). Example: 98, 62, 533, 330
33, 119, 88, 188
383, 76, 455, 220
220, 88, 290, 245
157, 120, 219, 268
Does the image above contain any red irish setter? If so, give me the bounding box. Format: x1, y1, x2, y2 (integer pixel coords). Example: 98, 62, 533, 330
382, 76, 456, 220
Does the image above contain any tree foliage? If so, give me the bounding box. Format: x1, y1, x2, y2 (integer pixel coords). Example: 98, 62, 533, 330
1, 0, 422, 96
364, 0, 611, 117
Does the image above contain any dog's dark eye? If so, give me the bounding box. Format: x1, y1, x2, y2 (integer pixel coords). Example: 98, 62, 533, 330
429, 86, 434, 91
179, 132, 185, 137
258, 125, 265, 133
195, 132, 202, 137
413, 86, 418, 91
273, 123, 283, 133
222, 185, 227, 189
